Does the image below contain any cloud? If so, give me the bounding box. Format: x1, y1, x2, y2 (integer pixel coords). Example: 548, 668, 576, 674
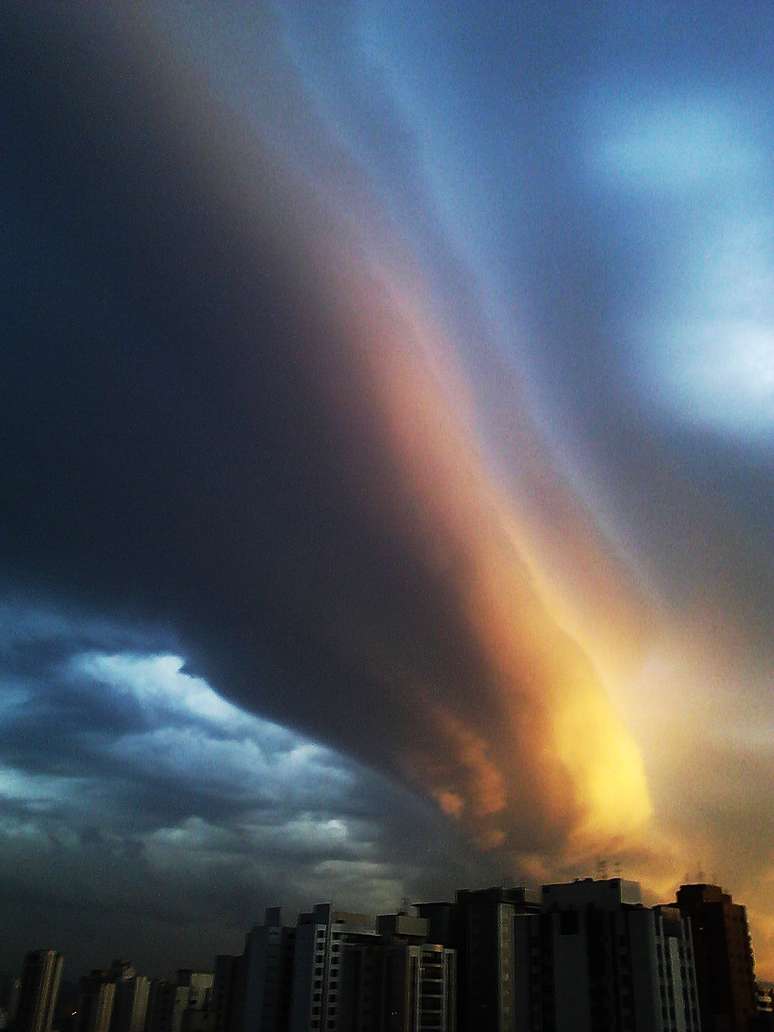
0, 625, 485, 976
0, 2, 654, 864
1, 1, 772, 979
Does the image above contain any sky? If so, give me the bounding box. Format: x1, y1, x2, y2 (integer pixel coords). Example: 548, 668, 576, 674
1, 1, 772, 981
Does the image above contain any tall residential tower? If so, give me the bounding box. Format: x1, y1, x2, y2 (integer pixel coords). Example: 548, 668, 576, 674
15, 951, 64, 1032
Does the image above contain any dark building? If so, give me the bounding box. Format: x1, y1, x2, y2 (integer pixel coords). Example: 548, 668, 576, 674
242, 908, 295, 1032
75, 971, 115, 1032
211, 956, 244, 1032
674, 884, 757, 1032
378, 941, 456, 1032
108, 962, 149, 1032
145, 973, 212, 1032
514, 878, 700, 1031
332, 912, 456, 1032
15, 952, 63, 1032
416, 886, 540, 1031
1, 976, 21, 1029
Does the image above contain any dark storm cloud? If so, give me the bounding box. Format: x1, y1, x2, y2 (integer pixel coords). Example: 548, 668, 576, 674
2, 4, 427, 751
0, 623, 494, 976
2, 3, 638, 856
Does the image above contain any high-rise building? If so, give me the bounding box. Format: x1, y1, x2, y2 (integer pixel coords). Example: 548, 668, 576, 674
146, 973, 213, 1032
15, 951, 64, 1032
328, 912, 456, 1032
379, 941, 456, 1032
513, 878, 701, 1032
107, 962, 149, 1032
307, 911, 456, 1032
211, 956, 244, 1032
289, 904, 379, 1032
76, 973, 115, 1032
416, 885, 540, 1031
242, 908, 295, 1032
674, 883, 757, 1032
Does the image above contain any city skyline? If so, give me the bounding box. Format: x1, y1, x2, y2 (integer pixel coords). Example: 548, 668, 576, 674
1, 1, 772, 987
5, 877, 771, 1032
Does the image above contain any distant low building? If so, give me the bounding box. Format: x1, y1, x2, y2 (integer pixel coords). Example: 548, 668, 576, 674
2, 978, 21, 1030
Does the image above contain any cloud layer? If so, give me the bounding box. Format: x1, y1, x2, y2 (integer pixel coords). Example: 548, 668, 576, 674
1, 1, 772, 978
0, 610, 492, 976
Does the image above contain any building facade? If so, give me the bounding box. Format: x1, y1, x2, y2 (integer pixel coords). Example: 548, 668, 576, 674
108, 962, 149, 1032
146, 972, 213, 1032
289, 905, 378, 1032
674, 883, 757, 1032
514, 878, 701, 1032
379, 942, 456, 1032
212, 955, 244, 1032
417, 885, 539, 1031
15, 951, 64, 1032
242, 909, 295, 1032
76, 973, 116, 1032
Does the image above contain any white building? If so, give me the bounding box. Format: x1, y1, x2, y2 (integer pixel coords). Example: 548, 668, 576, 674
289, 904, 378, 1032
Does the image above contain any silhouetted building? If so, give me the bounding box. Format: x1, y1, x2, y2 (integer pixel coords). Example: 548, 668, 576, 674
107, 962, 148, 1032
76, 973, 115, 1032
146, 974, 212, 1032
514, 878, 701, 1031
416, 885, 540, 1031
751, 985, 774, 1030
674, 883, 757, 1032
2, 978, 21, 1030
15, 951, 64, 1032
242, 909, 294, 1032
211, 957, 243, 1032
